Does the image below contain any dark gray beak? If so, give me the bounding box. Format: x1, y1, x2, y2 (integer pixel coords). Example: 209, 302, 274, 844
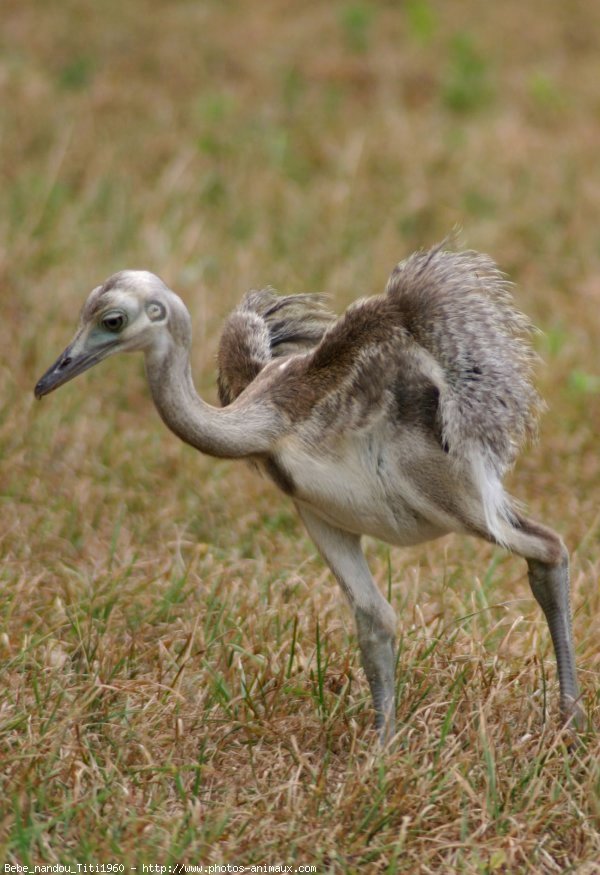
34, 341, 113, 399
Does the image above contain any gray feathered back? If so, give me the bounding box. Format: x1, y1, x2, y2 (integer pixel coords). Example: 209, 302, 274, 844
217, 288, 336, 406
385, 244, 543, 476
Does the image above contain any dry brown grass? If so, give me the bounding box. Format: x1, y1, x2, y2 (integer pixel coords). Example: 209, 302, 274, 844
1, 0, 599, 871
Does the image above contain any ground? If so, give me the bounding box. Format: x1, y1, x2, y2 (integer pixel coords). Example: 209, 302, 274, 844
0, 0, 599, 871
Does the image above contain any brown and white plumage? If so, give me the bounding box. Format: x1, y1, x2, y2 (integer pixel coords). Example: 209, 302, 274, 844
35, 243, 583, 742
217, 247, 540, 544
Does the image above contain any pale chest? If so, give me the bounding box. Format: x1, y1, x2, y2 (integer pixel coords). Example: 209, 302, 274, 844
262, 431, 448, 546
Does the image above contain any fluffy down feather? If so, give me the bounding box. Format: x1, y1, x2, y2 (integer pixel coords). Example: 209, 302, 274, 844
217, 288, 335, 405
385, 244, 543, 477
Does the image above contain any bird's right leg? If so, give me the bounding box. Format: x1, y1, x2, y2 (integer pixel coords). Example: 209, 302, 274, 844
296, 505, 397, 744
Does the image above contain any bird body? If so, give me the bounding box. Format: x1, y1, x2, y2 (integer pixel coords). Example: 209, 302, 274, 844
35, 244, 583, 741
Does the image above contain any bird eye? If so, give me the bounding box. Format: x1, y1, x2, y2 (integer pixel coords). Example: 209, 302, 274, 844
101, 312, 127, 333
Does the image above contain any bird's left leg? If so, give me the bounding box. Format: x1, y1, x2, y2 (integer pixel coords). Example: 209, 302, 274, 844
296, 505, 397, 744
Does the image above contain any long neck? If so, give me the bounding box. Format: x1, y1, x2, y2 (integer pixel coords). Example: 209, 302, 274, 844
145, 335, 280, 459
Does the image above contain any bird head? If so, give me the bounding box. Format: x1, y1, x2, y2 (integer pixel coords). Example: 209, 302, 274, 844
34, 270, 187, 399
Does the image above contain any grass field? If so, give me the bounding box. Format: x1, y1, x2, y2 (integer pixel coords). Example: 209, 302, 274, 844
1, 0, 599, 870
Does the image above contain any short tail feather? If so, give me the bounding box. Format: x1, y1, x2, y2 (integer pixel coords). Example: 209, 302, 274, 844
386, 243, 543, 475
385, 243, 543, 542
